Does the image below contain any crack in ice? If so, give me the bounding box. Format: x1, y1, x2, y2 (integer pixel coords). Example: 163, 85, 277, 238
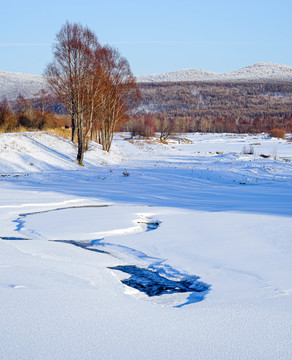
7, 204, 211, 306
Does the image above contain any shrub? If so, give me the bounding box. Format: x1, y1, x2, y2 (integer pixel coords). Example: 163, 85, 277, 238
269, 128, 286, 139
17, 109, 46, 130
242, 145, 254, 155
3, 114, 18, 132
130, 120, 144, 137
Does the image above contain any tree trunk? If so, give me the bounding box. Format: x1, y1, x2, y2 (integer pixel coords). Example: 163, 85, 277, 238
76, 113, 84, 166
71, 113, 76, 143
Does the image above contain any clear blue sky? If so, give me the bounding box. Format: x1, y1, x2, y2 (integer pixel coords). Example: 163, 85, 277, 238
0, 0, 291, 76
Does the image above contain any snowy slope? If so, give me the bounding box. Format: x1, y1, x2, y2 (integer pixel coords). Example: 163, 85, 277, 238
137, 62, 292, 83
219, 62, 292, 82
0, 131, 292, 359
137, 68, 218, 82
0, 70, 46, 100
0, 132, 122, 173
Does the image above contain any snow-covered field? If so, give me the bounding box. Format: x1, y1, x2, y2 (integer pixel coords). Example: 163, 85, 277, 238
1, 132, 292, 360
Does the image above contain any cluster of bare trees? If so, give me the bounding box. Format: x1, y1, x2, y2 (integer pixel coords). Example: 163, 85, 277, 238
0, 94, 54, 131
119, 111, 292, 137
0, 89, 71, 132
45, 22, 139, 165
120, 113, 178, 141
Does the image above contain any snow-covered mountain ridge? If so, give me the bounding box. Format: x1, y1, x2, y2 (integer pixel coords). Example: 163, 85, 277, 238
1, 63, 292, 100
0, 70, 46, 100
137, 62, 292, 83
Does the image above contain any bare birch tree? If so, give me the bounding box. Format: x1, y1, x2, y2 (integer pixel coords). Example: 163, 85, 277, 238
95, 45, 140, 152
45, 22, 99, 165
45, 22, 139, 161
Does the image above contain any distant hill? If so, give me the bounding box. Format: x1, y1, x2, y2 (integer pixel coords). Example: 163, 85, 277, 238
137, 63, 292, 83
1, 63, 292, 101
0, 71, 46, 100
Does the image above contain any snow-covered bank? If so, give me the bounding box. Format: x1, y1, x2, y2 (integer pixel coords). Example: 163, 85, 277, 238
1, 132, 292, 359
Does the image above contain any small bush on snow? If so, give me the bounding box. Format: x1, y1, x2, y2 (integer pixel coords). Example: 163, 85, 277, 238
242, 145, 254, 155
269, 128, 286, 139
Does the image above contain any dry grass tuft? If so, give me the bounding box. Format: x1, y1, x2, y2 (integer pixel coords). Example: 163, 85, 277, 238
47, 127, 71, 140
0, 125, 40, 133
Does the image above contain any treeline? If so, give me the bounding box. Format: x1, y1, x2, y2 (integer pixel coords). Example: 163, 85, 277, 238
133, 81, 292, 133
119, 113, 292, 138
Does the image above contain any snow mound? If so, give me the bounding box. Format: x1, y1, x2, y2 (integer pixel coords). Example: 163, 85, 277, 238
0, 132, 122, 173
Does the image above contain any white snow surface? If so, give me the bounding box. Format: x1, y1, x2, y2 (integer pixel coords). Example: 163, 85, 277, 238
1, 62, 292, 101
1, 131, 292, 359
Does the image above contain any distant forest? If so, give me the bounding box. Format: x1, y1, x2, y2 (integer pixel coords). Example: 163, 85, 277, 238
2, 81, 292, 136
127, 81, 292, 134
